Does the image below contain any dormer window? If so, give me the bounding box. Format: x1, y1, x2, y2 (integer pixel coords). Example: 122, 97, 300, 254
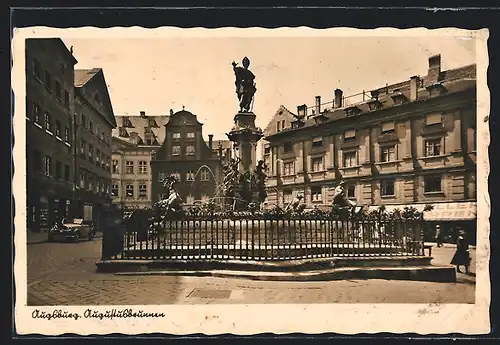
344, 129, 356, 141
119, 128, 129, 137
367, 98, 382, 111
148, 119, 158, 128
345, 105, 361, 117
390, 89, 408, 105
425, 82, 447, 97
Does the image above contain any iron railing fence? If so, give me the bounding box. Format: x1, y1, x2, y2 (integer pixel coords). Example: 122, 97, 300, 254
101, 216, 425, 261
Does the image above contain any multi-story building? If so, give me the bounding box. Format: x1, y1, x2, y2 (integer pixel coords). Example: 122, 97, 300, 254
74, 68, 117, 228
264, 54, 477, 242
26, 38, 77, 232
151, 109, 227, 205
111, 112, 170, 209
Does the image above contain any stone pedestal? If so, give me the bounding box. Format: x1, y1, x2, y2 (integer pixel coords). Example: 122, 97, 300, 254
226, 112, 264, 173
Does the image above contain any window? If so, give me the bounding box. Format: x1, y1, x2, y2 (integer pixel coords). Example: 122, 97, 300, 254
381, 122, 395, 134
344, 129, 356, 141
172, 145, 181, 156
425, 138, 442, 157
79, 171, 85, 188
125, 184, 134, 198
148, 119, 157, 128
276, 121, 281, 132
424, 175, 442, 193
145, 132, 155, 145
186, 170, 195, 181
380, 179, 395, 197
311, 157, 323, 172
80, 140, 86, 156
186, 195, 195, 204
44, 155, 52, 177
111, 184, 119, 197
187, 132, 195, 139
44, 70, 52, 92
343, 151, 357, 167
311, 187, 322, 202
138, 182, 147, 197
64, 127, 70, 144
64, 164, 70, 181
88, 144, 93, 162
89, 120, 94, 134
55, 161, 62, 179
55, 120, 62, 138
125, 161, 134, 174
312, 137, 323, 148
64, 90, 70, 108
347, 185, 355, 199
139, 161, 147, 174
380, 145, 396, 162
100, 131, 105, 141
200, 169, 209, 181
32, 59, 42, 81
33, 150, 42, 172
112, 160, 119, 174
87, 175, 93, 191
105, 157, 110, 171
173, 171, 181, 181
81, 114, 86, 128
44, 112, 52, 133
284, 142, 293, 153
119, 128, 128, 137
32, 103, 41, 124
282, 120, 286, 130
96, 149, 100, 164
283, 190, 293, 204
186, 145, 195, 156
283, 162, 294, 176
55, 81, 62, 100
425, 113, 442, 126
264, 145, 271, 155
173, 132, 181, 139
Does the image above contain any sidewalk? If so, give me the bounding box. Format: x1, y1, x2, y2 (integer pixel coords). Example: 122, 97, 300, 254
27, 231, 48, 245
424, 241, 476, 250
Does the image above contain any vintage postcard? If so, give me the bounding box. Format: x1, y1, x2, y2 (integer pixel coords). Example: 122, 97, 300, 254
12, 26, 490, 335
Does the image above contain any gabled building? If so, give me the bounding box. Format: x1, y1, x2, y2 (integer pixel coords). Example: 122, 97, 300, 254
111, 112, 170, 209
264, 54, 477, 242
74, 68, 117, 228
26, 38, 78, 232
150, 109, 225, 205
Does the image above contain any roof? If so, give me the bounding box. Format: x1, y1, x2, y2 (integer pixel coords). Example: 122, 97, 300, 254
74, 68, 101, 87
113, 114, 171, 146
266, 63, 476, 140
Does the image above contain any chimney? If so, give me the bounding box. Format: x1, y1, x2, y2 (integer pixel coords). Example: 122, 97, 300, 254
208, 134, 213, 150
297, 104, 307, 118
410, 76, 419, 101
428, 54, 441, 84
315, 96, 321, 114
140, 111, 146, 118
169, 109, 174, 116
334, 89, 343, 109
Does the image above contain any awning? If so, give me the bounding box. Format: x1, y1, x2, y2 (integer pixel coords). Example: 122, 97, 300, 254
368, 202, 477, 221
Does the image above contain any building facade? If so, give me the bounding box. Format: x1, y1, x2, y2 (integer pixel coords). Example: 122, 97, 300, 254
111, 112, 170, 209
264, 54, 477, 241
26, 38, 77, 232
74, 68, 117, 228
151, 109, 227, 205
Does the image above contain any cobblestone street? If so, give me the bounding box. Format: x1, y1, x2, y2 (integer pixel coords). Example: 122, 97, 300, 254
25, 235, 476, 305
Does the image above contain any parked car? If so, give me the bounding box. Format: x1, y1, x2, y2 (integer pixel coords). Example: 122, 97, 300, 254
48, 218, 96, 242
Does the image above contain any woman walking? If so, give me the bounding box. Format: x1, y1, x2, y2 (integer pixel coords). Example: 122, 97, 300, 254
450, 229, 471, 273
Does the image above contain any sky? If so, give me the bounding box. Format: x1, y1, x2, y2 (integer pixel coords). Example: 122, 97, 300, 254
62, 36, 476, 141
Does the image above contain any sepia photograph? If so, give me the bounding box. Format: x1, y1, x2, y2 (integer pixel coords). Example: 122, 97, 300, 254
13, 26, 490, 335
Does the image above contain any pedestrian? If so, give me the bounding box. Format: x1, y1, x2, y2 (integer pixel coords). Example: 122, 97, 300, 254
450, 229, 471, 273
435, 224, 443, 247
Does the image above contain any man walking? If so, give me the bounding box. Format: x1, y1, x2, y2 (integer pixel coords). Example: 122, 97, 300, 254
435, 224, 443, 247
